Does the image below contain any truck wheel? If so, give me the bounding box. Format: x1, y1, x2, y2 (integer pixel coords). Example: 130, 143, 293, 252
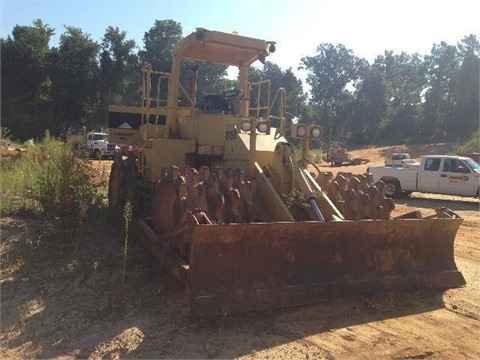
383, 180, 400, 197
94, 149, 101, 160
73, 143, 82, 157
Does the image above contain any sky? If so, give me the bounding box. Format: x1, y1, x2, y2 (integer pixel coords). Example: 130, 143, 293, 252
1, 0, 479, 75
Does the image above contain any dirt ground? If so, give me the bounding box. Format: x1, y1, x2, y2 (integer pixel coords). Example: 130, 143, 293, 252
1, 143, 479, 359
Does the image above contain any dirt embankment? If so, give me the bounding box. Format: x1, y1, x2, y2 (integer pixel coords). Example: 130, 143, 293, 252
312, 142, 457, 176
1, 144, 480, 359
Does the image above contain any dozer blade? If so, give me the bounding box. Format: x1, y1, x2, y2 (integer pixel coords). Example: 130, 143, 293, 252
186, 218, 465, 316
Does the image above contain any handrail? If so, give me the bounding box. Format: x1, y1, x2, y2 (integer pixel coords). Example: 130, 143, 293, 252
268, 87, 286, 137
178, 83, 195, 113
141, 65, 171, 125
246, 80, 286, 137
141, 66, 286, 138
141, 65, 196, 126
248, 79, 270, 118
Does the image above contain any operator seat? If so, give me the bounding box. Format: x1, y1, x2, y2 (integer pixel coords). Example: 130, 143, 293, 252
205, 94, 230, 113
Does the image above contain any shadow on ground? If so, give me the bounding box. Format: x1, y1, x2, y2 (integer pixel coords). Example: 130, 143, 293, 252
395, 195, 479, 212
1, 215, 452, 359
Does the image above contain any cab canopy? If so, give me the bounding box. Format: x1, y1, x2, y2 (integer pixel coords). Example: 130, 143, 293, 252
172, 28, 276, 67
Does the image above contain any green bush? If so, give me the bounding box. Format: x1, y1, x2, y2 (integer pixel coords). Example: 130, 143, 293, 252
293, 142, 323, 164
450, 131, 480, 154
1, 133, 105, 220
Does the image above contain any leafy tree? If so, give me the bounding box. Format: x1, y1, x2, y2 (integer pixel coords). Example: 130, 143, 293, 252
1, 19, 54, 140
98, 26, 139, 121
450, 35, 480, 139
138, 20, 183, 72
379, 51, 425, 143
300, 44, 366, 137
351, 59, 388, 144
422, 41, 460, 141
48, 26, 100, 132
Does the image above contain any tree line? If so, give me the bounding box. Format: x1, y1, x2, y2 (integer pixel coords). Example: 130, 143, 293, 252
1, 19, 478, 145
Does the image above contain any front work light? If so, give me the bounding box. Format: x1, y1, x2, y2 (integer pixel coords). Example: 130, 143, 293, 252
296, 125, 307, 137
291, 124, 323, 140
240, 119, 252, 132
310, 126, 323, 139
238, 118, 271, 135
257, 121, 269, 133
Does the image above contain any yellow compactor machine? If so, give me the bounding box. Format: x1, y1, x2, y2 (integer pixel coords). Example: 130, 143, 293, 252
108, 28, 465, 316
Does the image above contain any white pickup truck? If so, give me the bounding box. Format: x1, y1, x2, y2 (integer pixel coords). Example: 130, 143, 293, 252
367, 155, 480, 198
385, 153, 415, 166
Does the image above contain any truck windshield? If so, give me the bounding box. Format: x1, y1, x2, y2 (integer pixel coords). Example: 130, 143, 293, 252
92, 134, 108, 141
465, 158, 480, 173
392, 154, 410, 160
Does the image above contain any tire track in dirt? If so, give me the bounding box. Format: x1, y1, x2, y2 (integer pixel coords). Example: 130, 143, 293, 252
455, 246, 480, 263
268, 305, 480, 359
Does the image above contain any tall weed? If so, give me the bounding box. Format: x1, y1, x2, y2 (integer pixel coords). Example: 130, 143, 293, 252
1, 134, 106, 248
122, 201, 133, 284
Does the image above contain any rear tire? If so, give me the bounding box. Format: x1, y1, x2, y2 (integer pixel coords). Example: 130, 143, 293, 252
94, 149, 101, 160
383, 179, 400, 197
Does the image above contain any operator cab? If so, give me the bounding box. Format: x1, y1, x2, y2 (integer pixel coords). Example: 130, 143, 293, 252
203, 89, 244, 114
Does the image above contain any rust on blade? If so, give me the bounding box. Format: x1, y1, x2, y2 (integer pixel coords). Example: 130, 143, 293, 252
186, 218, 465, 316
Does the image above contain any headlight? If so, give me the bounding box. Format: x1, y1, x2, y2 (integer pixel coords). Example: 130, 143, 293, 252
241, 120, 252, 132
296, 125, 307, 137
257, 121, 269, 133
310, 126, 322, 139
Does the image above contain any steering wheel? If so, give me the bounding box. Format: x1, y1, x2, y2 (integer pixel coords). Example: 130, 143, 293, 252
223, 89, 244, 99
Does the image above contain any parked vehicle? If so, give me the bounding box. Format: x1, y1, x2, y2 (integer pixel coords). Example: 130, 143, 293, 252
385, 153, 415, 166
368, 155, 480, 197
67, 128, 119, 160
117, 144, 140, 158
322, 136, 369, 166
